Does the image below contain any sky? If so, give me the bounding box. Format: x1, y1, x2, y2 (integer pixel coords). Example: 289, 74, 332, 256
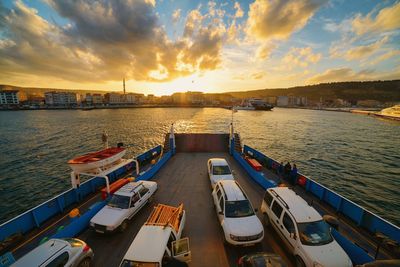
0, 0, 399, 96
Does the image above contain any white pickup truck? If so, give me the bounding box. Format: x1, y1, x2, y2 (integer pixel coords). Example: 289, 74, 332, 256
90, 180, 157, 233
119, 203, 191, 267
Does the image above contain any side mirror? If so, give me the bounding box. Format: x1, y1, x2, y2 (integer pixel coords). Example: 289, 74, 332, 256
254, 208, 259, 212
289, 232, 297, 240
218, 211, 224, 215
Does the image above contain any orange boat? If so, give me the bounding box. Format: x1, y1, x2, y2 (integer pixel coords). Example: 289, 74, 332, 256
68, 147, 126, 173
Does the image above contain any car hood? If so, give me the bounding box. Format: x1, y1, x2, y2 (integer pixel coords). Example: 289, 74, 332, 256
90, 205, 125, 227
302, 240, 352, 267
224, 215, 263, 236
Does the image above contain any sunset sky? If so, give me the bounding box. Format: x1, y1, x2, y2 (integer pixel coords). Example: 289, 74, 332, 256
0, 0, 399, 95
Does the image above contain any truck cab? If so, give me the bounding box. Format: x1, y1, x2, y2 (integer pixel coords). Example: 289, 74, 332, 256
119, 203, 191, 267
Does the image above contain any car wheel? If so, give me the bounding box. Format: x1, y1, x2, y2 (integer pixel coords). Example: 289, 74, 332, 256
120, 220, 129, 232
295, 256, 306, 267
78, 258, 91, 267
263, 213, 270, 226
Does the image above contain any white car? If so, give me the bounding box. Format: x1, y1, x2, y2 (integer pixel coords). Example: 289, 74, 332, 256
261, 187, 352, 267
90, 180, 157, 233
212, 180, 264, 246
12, 238, 93, 267
207, 158, 234, 189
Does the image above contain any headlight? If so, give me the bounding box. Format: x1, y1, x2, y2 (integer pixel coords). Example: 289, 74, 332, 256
230, 234, 240, 241
313, 262, 324, 267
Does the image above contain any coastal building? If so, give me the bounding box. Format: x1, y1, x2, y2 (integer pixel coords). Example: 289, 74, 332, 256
0, 90, 19, 106
104, 93, 125, 104
44, 92, 78, 106
92, 94, 103, 105
159, 95, 172, 104
277, 96, 289, 107
266, 96, 277, 105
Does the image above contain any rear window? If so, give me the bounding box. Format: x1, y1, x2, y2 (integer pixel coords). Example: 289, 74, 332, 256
212, 165, 231, 175
120, 261, 159, 267
45, 251, 69, 267
271, 201, 283, 218
263, 191, 273, 207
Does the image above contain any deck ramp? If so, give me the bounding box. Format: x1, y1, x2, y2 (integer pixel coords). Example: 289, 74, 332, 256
175, 133, 229, 153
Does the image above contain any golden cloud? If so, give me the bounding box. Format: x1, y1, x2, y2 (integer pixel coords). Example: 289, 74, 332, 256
172, 9, 181, 23
283, 47, 321, 68
256, 42, 276, 60
330, 36, 389, 61
0, 1, 227, 84
246, 0, 326, 40
352, 2, 400, 35
306, 67, 374, 84
234, 2, 244, 18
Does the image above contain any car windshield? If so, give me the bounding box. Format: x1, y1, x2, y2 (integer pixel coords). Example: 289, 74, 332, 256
108, 195, 130, 209
297, 220, 333, 246
213, 165, 231, 175
120, 260, 159, 267
225, 200, 254, 218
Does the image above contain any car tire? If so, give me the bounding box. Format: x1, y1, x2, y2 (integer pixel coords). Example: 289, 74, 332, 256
263, 213, 270, 226
295, 256, 306, 267
78, 258, 91, 267
120, 220, 129, 232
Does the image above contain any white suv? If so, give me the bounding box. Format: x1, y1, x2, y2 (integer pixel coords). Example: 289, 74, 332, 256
261, 187, 352, 267
212, 180, 264, 246
207, 158, 234, 189
90, 180, 157, 233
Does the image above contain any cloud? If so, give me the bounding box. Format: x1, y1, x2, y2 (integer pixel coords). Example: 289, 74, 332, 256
330, 36, 389, 61
234, 2, 244, 18
368, 50, 400, 66
352, 2, 400, 35
246, 0, 326, 40
282, 47, 321, 68
233, 71, 266, 80
172, 9, 181, 23
306, 67, 375, 84
256, 42, 276, 60
0, 0, 226, 84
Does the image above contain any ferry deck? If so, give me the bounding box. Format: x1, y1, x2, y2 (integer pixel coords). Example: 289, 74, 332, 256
3, 132, 399, 267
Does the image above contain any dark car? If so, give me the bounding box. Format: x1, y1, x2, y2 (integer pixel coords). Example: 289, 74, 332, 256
238, 253, 287, 267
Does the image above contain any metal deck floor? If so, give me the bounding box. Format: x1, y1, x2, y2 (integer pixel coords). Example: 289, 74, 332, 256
79, 152, 295, 267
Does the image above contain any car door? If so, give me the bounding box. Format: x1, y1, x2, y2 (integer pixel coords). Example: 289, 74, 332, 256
281, 212, 297, 252
139, 185, 150, 202
129, 192, 142, 218
269, 200, 284, 238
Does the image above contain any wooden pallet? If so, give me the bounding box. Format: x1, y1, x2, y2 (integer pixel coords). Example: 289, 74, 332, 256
145, 203, 183, 232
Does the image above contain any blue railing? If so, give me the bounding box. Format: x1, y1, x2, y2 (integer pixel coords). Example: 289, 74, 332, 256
137, 150, 172, 181
239, 144, 400, 263
0, 146, 165, 245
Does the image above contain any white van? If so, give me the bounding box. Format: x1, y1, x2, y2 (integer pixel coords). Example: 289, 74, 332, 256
261, 187, 352, 267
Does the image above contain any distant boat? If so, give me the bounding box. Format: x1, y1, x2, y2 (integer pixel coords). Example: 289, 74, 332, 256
233, 98, 273, 111
68, 147, 126, 173
375, 105, 400, 121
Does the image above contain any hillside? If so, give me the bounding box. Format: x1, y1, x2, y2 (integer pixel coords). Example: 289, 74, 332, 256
227, 80, 400, 102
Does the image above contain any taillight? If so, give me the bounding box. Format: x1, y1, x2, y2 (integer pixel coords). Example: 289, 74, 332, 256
237, 257, 243, 265
83, 245, 90, 252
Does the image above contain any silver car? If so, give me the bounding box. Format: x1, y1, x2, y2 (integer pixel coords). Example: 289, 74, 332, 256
12, 238, 93, 267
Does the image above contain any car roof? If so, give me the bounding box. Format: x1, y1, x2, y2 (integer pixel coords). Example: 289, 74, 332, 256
115, 181, 144, 197
209, 158, 229, 166
12, 239, 69, 267
268, 187, 321, 223
122, 225, 171, 263
219, 180, 246, 201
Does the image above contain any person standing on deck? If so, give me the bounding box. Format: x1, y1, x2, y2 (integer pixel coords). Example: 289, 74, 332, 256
278, 162, 284, 177
290, 164, 298, 185
284, 162, 291, 180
